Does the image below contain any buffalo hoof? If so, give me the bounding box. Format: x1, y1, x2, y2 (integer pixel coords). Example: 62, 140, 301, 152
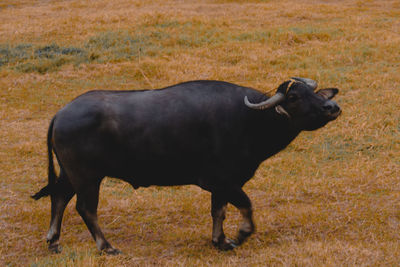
237, 229, 253, 245
101, 247, 122, 255
212, 238, 238, 251
48, 242, 62, 254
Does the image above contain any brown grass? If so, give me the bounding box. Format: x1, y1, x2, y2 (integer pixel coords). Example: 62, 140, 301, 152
1, 0, 400, 266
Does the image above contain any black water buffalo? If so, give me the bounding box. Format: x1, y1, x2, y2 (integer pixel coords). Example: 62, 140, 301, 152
32, 78, 341, 254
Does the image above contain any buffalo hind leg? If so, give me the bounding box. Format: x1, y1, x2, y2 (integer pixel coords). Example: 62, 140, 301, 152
47, 170, 75, 253
75, 179, 121, 255
211, 187, 255, 250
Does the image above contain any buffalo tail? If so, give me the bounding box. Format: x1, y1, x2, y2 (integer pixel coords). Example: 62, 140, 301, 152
31, 116, 57, 200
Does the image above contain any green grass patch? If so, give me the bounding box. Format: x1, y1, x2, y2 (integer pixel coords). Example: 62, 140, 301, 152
0, 24, 349, 74
0, 30, 169, 73
0, 25, 226, 73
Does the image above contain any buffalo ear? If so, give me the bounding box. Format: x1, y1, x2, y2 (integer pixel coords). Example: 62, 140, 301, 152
316, 88, 339, 99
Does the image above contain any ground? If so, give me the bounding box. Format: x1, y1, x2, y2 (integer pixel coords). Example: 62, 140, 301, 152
0, 0, 399, 266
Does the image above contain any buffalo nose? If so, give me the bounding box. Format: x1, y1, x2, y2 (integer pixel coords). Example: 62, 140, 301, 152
323, 100, 340, 114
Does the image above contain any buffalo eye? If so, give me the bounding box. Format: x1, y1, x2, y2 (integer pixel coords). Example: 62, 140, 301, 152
287, 94, 299, 103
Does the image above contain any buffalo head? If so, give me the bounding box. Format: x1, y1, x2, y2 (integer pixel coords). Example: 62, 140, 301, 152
244, 77, 341, 130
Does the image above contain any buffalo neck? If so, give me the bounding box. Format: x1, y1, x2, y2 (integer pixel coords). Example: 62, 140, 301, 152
251, 108, 301, 161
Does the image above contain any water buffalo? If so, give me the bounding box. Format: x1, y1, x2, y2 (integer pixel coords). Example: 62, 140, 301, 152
32, 78, 341, 254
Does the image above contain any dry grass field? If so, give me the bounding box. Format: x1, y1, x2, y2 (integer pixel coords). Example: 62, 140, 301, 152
1, 0, 399, 266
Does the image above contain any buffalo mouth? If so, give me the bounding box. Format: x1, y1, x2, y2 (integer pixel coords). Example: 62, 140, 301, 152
327, 109, 342, 120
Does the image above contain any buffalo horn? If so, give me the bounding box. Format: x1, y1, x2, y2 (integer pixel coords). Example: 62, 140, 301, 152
291, 77, 318, 90
244, 92, 285, 110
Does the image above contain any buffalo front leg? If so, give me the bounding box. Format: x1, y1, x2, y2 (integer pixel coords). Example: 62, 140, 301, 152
75, 179, 121, 255
227, 187, 255, 246
47, 171, 75, 253
211, 192, 237, 250
229, 189, 255, 245
211, 187, 255, 250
